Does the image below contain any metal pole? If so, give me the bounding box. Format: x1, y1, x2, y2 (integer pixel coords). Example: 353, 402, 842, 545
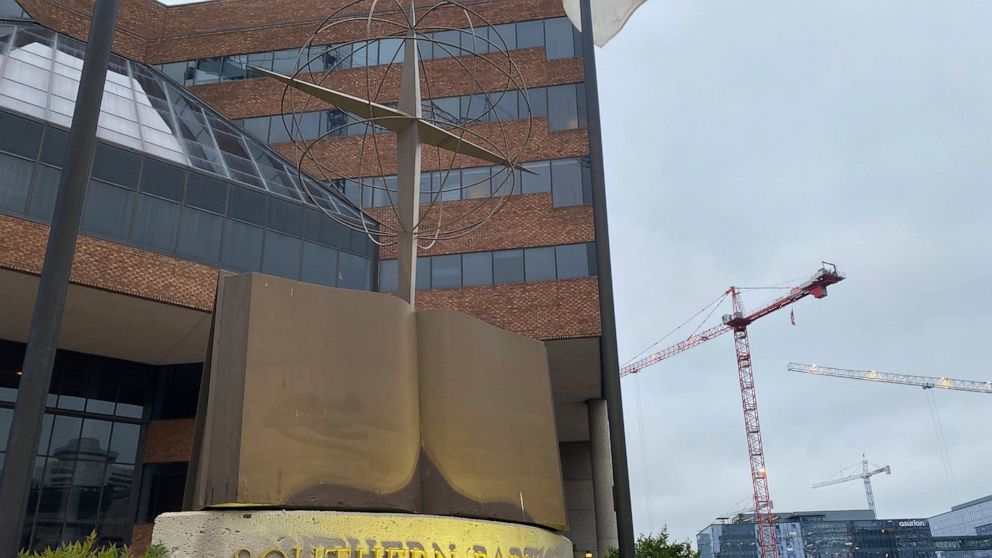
576, 1, 637, 557
0, 1, 121, 554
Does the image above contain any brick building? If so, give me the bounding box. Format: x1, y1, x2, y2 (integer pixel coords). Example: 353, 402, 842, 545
0, 0, 619, 554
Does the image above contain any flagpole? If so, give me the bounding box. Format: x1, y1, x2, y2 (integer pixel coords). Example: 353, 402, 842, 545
576, 0, 637, 557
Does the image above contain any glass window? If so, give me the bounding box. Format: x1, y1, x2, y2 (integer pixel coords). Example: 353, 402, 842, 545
304, 209, 346, 248
521, 160, 551, 194
116, 364, 147, 419
176, 206, 222, 263
160, 61, 191, 84
0, 407, 12, 450
184, 172, 227, 214
491, 23, 516, 50
433, 30, 460, 58
516, 20, 544, 49
91, 143, 140, 189
131, 194, 179, 252
525, 246, 556, 281
108, 422, 140, 464
136, 462, 188, 524
227, 185, 267, 225
493, 249, 524, 284
524, 87, 548, 118
86, 365, 119, 415
338, 252, 370, 290
261, 230, 301, 279
439, 169, 461, 202
151, 364, 201, 421
555, 243, 592, 279
300, 241, 338, 287
242, 117, 270, 142
27, 165, 60, 222
551, 158, 583, 206
221, 219, 264, 272
431, 254, 461, 289
266, 197, 303, 236
416, 255, 430, 291
548, 84, 579, 131
82, 181, 134, 240
40, 126, 69, 166
462, 251, 492, 287
0, 152, 33, 213
378, 259, 397, 293
48, 415, 82, 455
493, 91, 519, 121
378, 38, 404, 64
0, 111, 43, 158
545, 18, 575, 60
140, 158, 185, 202
461, 167, 490, 199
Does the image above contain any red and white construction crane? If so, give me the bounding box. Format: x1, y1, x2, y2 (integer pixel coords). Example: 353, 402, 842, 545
621, 263, 845, 558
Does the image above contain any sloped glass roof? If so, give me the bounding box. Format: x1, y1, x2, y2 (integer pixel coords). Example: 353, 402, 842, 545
0, 20, 361, 220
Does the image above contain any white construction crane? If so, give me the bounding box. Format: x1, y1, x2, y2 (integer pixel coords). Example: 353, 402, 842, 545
787, 363, 992, 394
813, 455, 890, 513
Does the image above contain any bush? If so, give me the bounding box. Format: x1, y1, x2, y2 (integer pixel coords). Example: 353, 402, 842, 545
17, 532, 167, 558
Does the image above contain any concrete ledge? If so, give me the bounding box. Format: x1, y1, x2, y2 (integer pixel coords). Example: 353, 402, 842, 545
152, 510, 573, 558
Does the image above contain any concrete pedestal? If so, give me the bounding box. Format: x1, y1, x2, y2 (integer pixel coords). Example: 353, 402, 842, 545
152, 510, 574, 558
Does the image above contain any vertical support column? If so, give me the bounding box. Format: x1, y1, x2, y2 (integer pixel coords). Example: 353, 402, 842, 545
395, 25, 422, 307
576, 0, 636, 556
588, 399, 620, 557
0, 1, 121, 555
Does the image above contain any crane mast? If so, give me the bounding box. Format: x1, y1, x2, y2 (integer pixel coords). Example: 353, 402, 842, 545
787, 363, 992, 394
622, 264, 845, 558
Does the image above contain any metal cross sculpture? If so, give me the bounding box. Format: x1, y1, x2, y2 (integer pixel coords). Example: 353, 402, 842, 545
254, 0, 530, 307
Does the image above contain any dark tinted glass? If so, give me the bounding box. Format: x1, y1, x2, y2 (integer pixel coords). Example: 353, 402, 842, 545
261, 230, 301, 279
82, 182, 134, 240
140, 158, 185, 201
242, 117, 270, 142
152, 364, 201, 420
416, 256, 430, 291
221, 220, 264, 272
551, 158, 583, 207
300, 242, 338, 287
0, 111, 42, 158
548, 85, 579, 131
0, 152, 33, 213
525, 87, 548, 118
516, 20, 544, 49
184, 172, 227, 213
555, 243, 591, 279
304, 209, 346, 248
176, 207, 222, 263
544, 18, 575, 60
27, 165, 60, 222
431, 254, 461, 289
91, 143, 140, 189
378, 259, 397, 292
491, 23, 516, 50
49, 415, 82, 455
108, 422, 140, 464
462, 252, 492, 287
525, 246, 556, 281
493, 249, 524, 284
267, 197, 303, 236
115, 365, 146, 418
137, 462, 188, 523
131, 194, 179, 252
0, 407, 12, 449
86, 366, 119, 415
40, 127, 69, 166
338, 253, 370, 290
227, 185, 267, 225
522, 161, 551, 194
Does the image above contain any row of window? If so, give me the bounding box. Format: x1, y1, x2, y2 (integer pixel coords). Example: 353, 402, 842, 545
154, 17, 581, 87
0, 340, 152, 551
238, 82, 586, 146
378, 242, 597, 292
0, 112, 376, 290
339, 156, 592, 209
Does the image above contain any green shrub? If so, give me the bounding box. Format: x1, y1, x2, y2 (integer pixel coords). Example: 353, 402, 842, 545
17, 532, 167, 558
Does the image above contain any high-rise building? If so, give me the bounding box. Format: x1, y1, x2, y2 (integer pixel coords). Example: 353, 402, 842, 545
698, 510, 935, 558
0, 0, 617, 553
929, 496, 992, 558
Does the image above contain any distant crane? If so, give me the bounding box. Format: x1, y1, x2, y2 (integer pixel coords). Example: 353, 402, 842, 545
813, 455, 890, 513
787, 363, 992, 394
622, 263, 846, 558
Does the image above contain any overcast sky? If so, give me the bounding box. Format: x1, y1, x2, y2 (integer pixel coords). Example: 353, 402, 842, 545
599, 0, 992, 545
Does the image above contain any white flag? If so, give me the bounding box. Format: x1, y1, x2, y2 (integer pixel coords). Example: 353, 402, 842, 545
563, 0, 647, 47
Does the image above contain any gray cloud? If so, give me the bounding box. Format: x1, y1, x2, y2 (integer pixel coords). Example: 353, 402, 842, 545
599, 0, 992, 544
